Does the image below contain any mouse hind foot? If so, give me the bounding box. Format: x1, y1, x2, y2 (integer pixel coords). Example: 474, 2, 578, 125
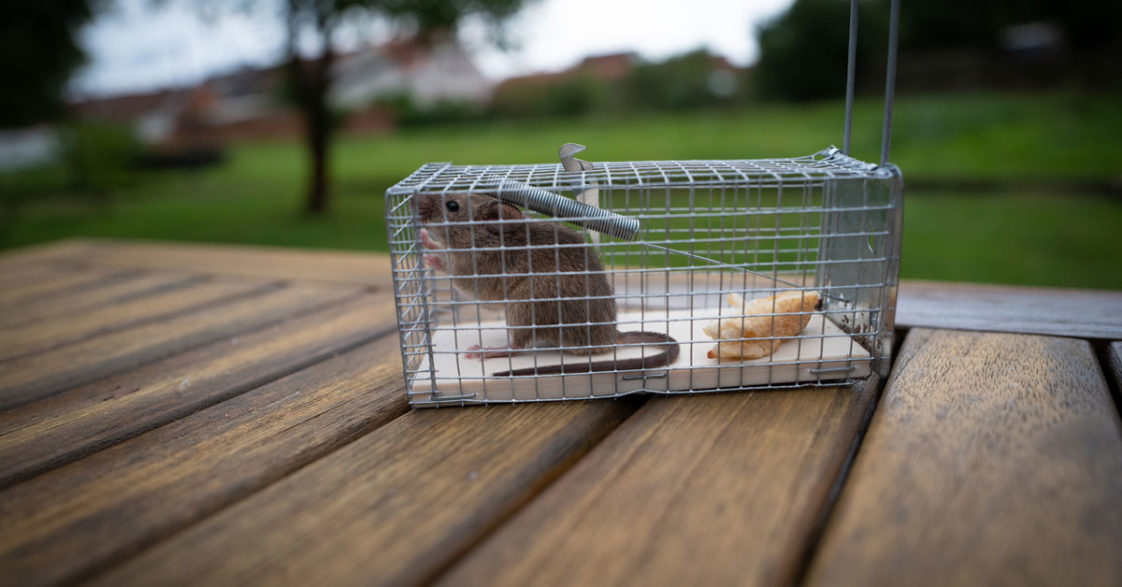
465, 344, 523, 360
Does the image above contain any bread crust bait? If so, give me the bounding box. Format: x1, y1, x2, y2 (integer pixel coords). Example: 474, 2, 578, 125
705, 291, 821, 360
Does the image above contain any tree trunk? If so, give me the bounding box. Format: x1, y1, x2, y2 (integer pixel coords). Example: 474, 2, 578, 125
303, 46, 333, 215
286, 2, 335, 215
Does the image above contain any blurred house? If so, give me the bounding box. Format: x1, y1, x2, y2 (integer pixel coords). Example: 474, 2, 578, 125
70, 38, 491, 148
332, 37, 491, 109
570, 53, 640, 80
71, 88, 191, 144
492, 50, 742, 117
495, 52, 640, 94
490, 52, 639, 117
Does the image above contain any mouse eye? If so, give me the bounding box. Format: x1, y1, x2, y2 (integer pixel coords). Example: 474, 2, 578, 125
445, 200, 459, 212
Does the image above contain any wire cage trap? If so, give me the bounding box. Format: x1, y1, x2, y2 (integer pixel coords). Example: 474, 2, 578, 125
385, 1, 903, 407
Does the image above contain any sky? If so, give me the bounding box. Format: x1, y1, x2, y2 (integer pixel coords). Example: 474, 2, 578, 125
74, 0, 794, 98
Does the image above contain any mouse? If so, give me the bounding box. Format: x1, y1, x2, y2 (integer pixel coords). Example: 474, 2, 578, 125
415, 191, 679, 377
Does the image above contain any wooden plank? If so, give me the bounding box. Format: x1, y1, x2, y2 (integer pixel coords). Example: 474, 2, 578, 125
71, 238, 393, 287
0, 263, 73, 291
0, 266, 139, 308
805, 329, 1122, 586
1105, 341, 1122, 417
439, 383, 876, 587
0, 239, 99, 273
0, 277, 271, 361
0, 335, 408, 587
0, 270, 202, 330
897, 280, 1122, 339
0, 292, 398, 488
90, 400, 637, 587
0, 283, 361, 409
1109, 342, 1122, 377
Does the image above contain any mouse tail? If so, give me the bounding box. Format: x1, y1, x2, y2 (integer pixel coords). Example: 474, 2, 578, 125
492, 331, 679, 377
616, 331, 681, 367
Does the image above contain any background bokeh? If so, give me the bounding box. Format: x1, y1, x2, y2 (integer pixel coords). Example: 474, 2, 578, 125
2, 0, 1120, 288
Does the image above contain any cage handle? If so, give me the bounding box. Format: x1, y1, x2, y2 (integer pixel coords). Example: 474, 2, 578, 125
843, 0, 900, 165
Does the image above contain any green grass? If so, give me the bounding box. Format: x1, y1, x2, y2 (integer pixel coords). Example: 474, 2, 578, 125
903, 191, 1122, 289
2, 91, 1120, 289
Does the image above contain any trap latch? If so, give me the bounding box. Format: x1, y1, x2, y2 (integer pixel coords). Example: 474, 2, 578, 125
485, 144, 640, 241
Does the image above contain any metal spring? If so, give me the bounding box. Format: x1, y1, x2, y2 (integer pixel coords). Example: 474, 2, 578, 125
486, 181, 641, 241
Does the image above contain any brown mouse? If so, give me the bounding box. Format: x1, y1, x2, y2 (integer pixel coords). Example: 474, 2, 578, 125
416, 192, 679, 377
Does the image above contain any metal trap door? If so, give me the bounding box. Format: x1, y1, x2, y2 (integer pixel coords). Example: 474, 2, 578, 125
816, 167, 903, 378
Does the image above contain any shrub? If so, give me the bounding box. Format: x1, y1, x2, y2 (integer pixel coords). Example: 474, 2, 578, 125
62, 121, 142, 195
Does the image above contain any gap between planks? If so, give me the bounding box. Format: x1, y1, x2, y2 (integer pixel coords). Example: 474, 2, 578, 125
437, 382, 876, 587
0, 282, 366, 410
804, 328, 1122, 586
18, 238, 395, 288
0, 270, 206, 331
0, 276, 280, 363
85, 396, 642, 586
0, 267, 142, 309
0, 291, 400, 489
0, 333, 411, 587
1100, 341, 1122, 422
0, 240, 101, 275
896, 280, 1122, 340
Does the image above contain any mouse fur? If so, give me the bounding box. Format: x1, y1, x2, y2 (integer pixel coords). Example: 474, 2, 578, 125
416, 192, 679, 376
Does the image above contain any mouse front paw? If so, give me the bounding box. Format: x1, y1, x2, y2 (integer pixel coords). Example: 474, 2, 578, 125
420, 228, 443, 250
423, 254, 445, 272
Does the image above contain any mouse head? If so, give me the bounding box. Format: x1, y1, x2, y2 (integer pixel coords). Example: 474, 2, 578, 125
415, 192, 525, 249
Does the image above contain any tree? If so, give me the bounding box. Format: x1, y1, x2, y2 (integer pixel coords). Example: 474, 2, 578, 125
753, 0, 884, 101
628, 49, 743, 110
753, 0, 1122, 101
279, 0, 530, 214
0, 1, 100, 128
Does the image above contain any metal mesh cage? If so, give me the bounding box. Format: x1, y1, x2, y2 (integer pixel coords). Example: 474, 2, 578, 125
386, 146, 903, 407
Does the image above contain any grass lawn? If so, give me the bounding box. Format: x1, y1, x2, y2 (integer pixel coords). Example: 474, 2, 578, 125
901, 191, 1121, 289
2, 91, 1120, 289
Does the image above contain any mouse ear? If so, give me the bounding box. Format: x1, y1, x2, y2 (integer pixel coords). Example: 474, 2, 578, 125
479, 201, 523, 232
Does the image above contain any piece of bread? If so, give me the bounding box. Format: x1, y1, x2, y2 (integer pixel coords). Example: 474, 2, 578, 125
704, 290, 821, 360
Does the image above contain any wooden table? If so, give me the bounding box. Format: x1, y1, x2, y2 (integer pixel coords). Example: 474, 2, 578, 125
2, 239, 1121, 587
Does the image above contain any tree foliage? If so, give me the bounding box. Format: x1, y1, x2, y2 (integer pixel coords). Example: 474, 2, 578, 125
753, 0, 883, 101
276, 0, 533, 213
0, 1, 99, 128
889, 0, 1122, 53
378, 0, 526, 36
753, 0, 1122, 101
628, 50, 744, 110
489, 50, 744, 120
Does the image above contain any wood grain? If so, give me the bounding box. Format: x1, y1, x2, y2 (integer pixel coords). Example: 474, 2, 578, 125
1106, 341, 1122, 417
0, 277, 270, 361
439, 383, 876, 587
0, 292, 398, 488
805, 329, 1122, 587
0, 283, 360, 409
0, 266, 138, 308
68, 238, 393, 287
0, 335, 408, 587
0, 270, 201, 329
897, 280, 1122, 339
0, 263, 72, 292
91, 400, 638, 587
0, 240, 99, 274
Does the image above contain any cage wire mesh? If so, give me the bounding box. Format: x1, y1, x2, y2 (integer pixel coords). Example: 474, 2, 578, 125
385, 0, 903, 407
386, 147, 902, 406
